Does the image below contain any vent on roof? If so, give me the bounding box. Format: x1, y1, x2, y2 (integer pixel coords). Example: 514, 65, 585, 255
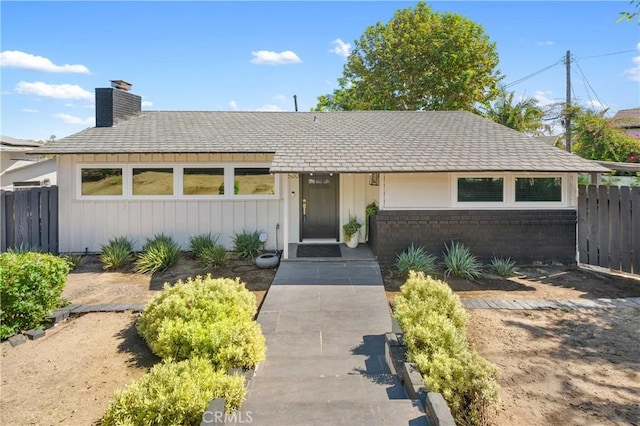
95, 80, 141, 127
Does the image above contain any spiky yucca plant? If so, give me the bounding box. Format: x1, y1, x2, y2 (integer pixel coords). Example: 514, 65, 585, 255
443, 241, 482, 280
490, 257, 518, 277
100, 236, 135, 270
135, 234, 181, 274
395, 244, 437, 276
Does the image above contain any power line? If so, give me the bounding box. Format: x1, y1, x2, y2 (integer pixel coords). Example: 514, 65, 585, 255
574, 59, 608, 110
578, 48, 639, 60
504, 58, 564, 88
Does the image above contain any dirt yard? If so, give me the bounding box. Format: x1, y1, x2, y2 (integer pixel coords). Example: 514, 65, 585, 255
1, 258, 639, 425
384, 265, 640, 425
0, 254, 275, 426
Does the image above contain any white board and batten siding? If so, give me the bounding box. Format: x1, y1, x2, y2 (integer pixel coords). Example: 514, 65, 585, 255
57, 153, 283, 253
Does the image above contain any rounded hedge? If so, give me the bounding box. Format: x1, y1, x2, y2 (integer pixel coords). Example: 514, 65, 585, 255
0, 252, 69, 339
137, 275, 266, 370
102, 357, 246, 425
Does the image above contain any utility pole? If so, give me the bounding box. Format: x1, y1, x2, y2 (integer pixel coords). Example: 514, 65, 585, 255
565, 50, 572, 152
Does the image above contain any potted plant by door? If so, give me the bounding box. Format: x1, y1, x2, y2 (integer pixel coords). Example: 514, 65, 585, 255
343, 215, 362, 249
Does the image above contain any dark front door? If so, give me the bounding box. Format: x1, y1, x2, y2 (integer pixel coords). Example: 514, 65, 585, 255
300, 173, 339, 240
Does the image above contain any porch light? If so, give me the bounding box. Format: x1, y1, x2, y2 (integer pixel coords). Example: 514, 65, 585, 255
369, 173, 380, 186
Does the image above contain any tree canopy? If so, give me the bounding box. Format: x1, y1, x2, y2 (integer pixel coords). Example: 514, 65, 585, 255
482, 87, 546, 135
571, 108, 640, 163
314, 2, 502, 112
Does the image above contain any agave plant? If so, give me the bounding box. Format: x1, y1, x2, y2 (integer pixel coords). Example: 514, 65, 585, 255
443, 241, 482, 280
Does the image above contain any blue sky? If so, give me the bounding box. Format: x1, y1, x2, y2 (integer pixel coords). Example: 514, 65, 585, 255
1, 1, 638, 141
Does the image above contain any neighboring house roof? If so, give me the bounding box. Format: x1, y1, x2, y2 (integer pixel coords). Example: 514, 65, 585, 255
612, 108, 640, 128
1, 135, 42, 152
32, 110, 608, 173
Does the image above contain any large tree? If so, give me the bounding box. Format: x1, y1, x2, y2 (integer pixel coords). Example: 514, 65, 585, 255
482, 87, 545, 135
314, 2, 502, 112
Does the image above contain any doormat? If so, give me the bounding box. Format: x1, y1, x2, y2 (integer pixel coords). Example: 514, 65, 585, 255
296, 244, 341, 258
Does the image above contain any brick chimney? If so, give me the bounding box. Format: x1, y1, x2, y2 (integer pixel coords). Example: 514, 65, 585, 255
95, 80, 141, 127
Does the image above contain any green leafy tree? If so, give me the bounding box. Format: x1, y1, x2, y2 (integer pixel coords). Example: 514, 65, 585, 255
482, 87, 545, 135
572, 108, 640, 163
314, 2, 501, 112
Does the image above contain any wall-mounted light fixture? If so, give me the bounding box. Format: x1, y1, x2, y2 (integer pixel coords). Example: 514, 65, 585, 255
369, 173, 380, 186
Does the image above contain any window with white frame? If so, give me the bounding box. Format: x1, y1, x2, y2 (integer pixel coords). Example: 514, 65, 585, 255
77, 164, 277, 199
132, 167, 174, 196
233, 167, 275, 195
80, 167, 123, 196
183, 167, 225, 195
457, 177, 504, 202
515, 177, 562, 202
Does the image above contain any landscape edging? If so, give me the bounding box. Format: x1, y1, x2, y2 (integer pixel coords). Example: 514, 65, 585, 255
384, 332, 457, 426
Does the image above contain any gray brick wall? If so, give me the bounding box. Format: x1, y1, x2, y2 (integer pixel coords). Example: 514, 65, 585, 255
95, 88, 141, 127
369, 209, 577, 266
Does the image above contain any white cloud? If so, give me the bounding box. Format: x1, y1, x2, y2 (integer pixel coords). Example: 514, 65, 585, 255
250, 50, 301, 65
1, 50, 90, 74
16, 81, 92, 101
623, 45, 640, 82
21, 108, 38, 113
587, 100, 608, 111
533, 90, 556, 106
256, 104, 283, 112
536, 41, 555, 46
52, 113, 94, 125
141, 101, 153, 108
228, 100, 238, 110
330, 38, 351, 58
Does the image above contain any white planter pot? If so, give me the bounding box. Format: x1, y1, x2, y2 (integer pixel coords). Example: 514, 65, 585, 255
346, 234, 359, 249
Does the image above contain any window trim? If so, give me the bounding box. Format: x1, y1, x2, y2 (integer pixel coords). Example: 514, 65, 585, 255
76, 162, 278, 200
230, 163, 279, 200
452, 172, 566, 208
77, 164, 126, 200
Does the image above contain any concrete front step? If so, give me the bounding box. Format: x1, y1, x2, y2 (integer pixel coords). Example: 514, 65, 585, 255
238, 399, 429, 426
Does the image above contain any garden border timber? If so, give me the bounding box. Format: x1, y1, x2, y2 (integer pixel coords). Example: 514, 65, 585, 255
384, 333, 457, 426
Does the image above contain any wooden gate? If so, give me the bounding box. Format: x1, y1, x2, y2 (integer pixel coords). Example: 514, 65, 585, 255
1, 186, 59, 254
578, 185, 639, 274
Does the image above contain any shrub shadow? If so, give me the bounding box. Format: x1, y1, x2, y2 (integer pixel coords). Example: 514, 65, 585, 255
115, 319, 160, 369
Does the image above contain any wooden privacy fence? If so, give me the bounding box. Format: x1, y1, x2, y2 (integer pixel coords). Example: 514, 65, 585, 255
1, 186, 58, 254
578, 185, 639, 275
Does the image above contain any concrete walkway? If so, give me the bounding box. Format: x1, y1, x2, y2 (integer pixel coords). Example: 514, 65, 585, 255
240, 259, 428, 426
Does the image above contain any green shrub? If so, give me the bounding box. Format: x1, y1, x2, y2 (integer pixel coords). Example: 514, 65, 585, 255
402, 312, 468, 357
137, 275, 266, 370
394, 271, 468, 331
101, 357, 246, 425
100, 236, 135, 270
135, 234, 181, 274
413, 349, 499, 426
490, 257, 518, 277
0, 252, 70, 339
394, 271, 499, 426
199, 245, 229, 269
395, 244, 437, 276
443, 241, 482, 280
189, 233, 220, 259
232, 230, 262, 261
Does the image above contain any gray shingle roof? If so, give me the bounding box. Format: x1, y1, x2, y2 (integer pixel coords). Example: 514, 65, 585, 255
32, 110, 608, 173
